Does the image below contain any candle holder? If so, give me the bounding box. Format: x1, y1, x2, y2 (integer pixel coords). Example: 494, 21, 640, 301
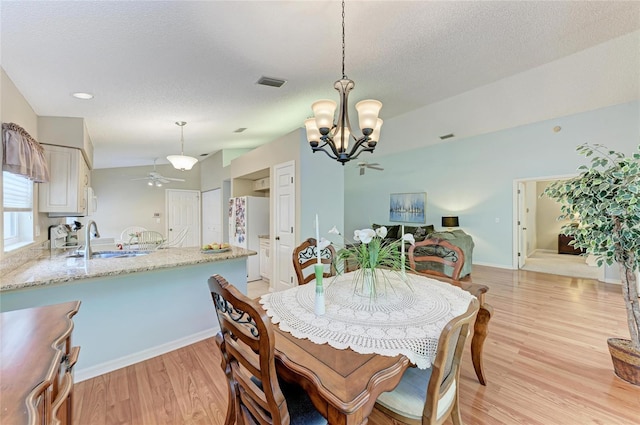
314, 264, 325, 315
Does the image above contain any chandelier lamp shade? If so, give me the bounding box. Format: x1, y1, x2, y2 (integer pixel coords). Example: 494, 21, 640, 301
167, 121, 198, 171
304, 0, 383, 165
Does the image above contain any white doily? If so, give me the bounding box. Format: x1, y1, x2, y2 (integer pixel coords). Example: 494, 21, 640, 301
260, 271, 475, 369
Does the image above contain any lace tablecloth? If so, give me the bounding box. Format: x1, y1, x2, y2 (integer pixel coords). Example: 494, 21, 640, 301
260, 271, 475, 369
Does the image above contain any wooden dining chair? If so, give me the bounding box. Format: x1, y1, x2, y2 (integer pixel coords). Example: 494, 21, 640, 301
292, 238, 336, 285
408, 239, 466, 281
208, 274, 326, 425
129, 230, 164, 250
119, 226, 147, 244
157, 226, 189, 249
375, 298, 480, 425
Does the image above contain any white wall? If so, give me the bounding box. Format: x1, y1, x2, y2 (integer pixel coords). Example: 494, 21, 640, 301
345, 101, 640, 269
90, 163, 201, 240
0, 68, 55, 256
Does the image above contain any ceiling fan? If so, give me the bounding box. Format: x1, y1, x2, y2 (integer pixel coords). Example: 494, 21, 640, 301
131, 159, 185, 187
357, 161, 384, 175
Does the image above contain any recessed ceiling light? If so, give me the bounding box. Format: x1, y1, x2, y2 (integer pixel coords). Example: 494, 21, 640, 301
72, 92, 94, 100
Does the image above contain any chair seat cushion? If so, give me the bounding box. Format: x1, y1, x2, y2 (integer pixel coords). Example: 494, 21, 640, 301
376, 366, 432, 421
279, 379, 327, 425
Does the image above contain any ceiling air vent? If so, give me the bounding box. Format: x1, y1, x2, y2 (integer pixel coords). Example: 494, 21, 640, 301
234, 128, 247, 133
439, 133, 455, 140
256, 76, 287, 88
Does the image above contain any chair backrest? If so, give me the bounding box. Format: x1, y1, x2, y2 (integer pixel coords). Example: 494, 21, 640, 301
408, 239, 464, 281
120, 226, 147, 243
424, 298, 479, 424
158, 226, 189, 249
375, 299, 479, 425
292, 238, 336, 285
209, 274, 291, 425
129, 230, 164, 250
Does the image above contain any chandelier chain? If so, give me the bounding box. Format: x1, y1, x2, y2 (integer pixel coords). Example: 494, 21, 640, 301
341, 0, 346, 79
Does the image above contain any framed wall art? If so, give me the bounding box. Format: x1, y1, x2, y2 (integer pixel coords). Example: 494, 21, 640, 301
389, 192, 426, 223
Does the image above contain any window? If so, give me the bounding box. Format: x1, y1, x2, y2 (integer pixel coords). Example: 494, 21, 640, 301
3, 171, 34, 250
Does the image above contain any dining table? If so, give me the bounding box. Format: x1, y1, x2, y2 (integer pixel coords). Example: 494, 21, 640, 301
260, 270, 476, 425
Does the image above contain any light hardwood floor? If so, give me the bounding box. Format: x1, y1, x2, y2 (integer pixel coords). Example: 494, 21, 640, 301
73, 266, 640, 425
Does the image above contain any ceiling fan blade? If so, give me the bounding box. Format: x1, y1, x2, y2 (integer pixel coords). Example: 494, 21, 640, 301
163, 177, 186, 182
366, 163, 380, 167
131, 177, 151, 181
369, 166, 384, 171
359, 167, 365, 176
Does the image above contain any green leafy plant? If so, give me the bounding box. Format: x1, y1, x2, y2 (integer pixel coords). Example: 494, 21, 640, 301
543, 143, 640, 350
327, 226, 414, 299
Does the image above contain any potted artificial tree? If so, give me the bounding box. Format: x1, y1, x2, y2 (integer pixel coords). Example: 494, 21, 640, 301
544, 143, 640, 385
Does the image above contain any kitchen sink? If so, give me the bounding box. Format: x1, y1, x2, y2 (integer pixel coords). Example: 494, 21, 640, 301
67, 250, 152, 259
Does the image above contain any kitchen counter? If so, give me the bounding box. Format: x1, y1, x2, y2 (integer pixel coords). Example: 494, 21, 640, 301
0, 246, 255, 381
0, 246, 255, 292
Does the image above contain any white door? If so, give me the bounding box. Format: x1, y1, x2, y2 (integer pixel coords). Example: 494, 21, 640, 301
166, 189, 201, 247
518, 182, 527, 268
202, 189, 222, 244
273, 161, 296, 291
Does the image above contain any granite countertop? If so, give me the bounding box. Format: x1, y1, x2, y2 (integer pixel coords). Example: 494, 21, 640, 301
0, 246, 255, 292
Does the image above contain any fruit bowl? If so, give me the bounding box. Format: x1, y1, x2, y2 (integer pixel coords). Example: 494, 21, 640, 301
201, 247, 231, 254
201, 242, 231, 254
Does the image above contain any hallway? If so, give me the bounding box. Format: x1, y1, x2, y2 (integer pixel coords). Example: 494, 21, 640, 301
521, 251, 600, 280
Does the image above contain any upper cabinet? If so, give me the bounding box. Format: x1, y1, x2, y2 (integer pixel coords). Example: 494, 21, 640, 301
38, 116, 94, 169
39, 145, 90, 216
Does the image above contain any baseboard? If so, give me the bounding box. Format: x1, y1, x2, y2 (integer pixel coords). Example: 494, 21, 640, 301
74, 327, 219, 382
472, 261, 514, 270
600, 277, 622, 285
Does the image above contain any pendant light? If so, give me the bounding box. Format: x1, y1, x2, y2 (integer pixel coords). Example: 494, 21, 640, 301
167, 121, 198, 171
304, 0, 383, 165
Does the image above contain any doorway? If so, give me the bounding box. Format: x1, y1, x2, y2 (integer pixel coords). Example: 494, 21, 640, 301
513, 177, 601, 280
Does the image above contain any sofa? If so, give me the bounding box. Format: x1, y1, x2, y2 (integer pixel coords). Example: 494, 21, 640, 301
372, 224, 474, 278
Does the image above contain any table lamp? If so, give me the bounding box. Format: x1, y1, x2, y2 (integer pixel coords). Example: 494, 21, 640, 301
442, 216, 460, 229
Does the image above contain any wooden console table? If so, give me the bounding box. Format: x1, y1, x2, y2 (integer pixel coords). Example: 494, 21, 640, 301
0, 301, 81, 425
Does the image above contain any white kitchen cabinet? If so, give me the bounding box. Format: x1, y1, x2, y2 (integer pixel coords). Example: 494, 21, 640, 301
39, 145, 90, 216
259, 238, 271, 281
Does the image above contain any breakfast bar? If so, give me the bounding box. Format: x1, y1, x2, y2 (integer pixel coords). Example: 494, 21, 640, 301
0, 247, 254, 381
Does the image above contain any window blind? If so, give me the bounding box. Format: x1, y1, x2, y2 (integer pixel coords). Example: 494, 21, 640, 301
3, 171, 33, 211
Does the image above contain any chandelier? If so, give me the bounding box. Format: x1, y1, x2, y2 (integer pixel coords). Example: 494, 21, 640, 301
304, 0, 383, 165
167, 121, 198, 171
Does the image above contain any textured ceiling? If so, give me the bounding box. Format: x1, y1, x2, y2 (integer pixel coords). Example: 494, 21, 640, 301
1, 1, 639, 169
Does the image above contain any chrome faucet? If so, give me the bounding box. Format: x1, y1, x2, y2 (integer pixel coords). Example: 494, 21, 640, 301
84, 220, 101, 260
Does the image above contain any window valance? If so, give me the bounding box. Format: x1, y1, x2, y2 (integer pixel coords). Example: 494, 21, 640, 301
2, 122, 49, 183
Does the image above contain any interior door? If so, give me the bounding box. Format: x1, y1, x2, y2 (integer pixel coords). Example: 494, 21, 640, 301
166, 189, 201, 247
202, 188, 222, 244
273, 161, 295, 292
518, 182, 527, 268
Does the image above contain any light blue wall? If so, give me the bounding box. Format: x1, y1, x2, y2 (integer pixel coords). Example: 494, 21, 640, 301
299, 132, 345, 245
345, 101, 640, 268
